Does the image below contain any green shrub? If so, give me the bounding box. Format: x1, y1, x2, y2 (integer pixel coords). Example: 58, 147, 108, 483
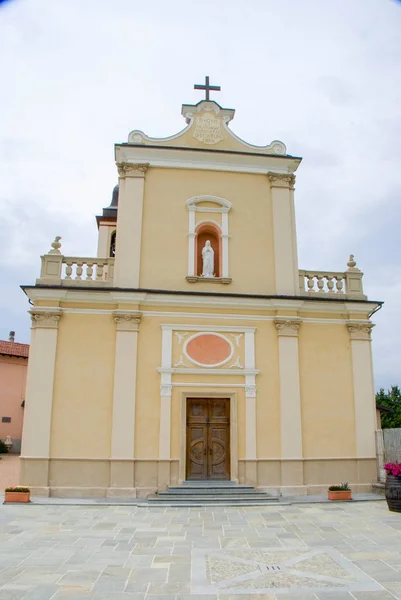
0, 440, 8, 454
5, 487, 30, 493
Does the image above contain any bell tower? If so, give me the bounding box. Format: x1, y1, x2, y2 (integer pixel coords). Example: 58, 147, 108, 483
96, 184, 118, 258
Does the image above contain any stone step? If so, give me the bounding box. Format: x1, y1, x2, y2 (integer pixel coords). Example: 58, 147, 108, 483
142, 500, 278, 507
166, 486, 256, 494
181, 480, 237, 485
148, 494, 278, 502
146, 481, 278, 506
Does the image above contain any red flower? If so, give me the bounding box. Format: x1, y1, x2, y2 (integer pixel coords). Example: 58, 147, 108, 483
384, 462, 401, 477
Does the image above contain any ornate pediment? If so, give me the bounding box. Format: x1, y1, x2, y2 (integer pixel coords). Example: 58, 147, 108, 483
127, 100, 288, 156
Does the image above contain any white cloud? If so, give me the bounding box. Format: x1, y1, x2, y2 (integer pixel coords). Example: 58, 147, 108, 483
0, 0, 400, 388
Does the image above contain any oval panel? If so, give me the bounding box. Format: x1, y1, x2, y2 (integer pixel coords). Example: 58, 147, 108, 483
185, 333, 233, 367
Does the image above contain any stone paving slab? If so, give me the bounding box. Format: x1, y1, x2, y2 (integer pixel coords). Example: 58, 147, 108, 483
0, 501, 399, 598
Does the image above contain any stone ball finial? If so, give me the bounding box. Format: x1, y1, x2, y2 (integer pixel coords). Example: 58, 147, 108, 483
49, 236, 62, 254
347, 254, 357, 269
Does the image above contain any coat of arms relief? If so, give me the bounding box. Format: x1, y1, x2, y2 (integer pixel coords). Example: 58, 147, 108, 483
193, 111, 224, 145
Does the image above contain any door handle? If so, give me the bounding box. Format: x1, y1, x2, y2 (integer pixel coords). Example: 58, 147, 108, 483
203, 448, 207, 455
209, 447, 212, 455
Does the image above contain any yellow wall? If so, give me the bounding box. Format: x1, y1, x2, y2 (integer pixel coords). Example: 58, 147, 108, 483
48, 311, 359, 463
139, 168, 276, 294
134, 316, 161, 458
299, 323, 355, 457
255, 321, 280, 457
51, 314, 115, 457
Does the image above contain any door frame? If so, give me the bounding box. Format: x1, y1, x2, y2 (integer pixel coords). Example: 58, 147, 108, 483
179, 391, 238, 484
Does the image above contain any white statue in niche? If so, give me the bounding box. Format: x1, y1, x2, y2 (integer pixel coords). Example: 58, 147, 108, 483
201, 240, 215, 277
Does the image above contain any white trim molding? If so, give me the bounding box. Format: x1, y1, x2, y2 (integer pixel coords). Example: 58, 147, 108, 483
186, 195, 232, 280
158, 324, 258, 467
157, 368, 259, 376
186, 195, 232, 211
158, 324, 256, 462
161, 324, 256, 333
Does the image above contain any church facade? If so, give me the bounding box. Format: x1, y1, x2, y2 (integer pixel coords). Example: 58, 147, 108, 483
20, 87, 381, 497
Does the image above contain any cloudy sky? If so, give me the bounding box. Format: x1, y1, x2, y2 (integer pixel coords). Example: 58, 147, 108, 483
0, 0, 400, 389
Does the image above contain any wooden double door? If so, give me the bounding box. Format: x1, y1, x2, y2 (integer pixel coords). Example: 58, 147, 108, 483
186, 398, 230, 480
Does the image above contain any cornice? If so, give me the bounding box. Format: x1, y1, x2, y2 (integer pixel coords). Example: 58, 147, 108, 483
21, 286, 381, 317
114, 145, 301, 176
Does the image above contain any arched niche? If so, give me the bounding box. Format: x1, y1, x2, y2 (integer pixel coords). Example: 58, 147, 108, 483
195, 222, 221, 277
186, 195, 231, 283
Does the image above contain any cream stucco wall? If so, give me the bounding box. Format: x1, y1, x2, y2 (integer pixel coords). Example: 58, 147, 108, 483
134, 316, 162, 458
19, 299, 378, 496
43, 309, 371, 467
50, 314, 115, 458
299, 323, 355, 457
139, 168, 276, 294
254, 321, 280, 458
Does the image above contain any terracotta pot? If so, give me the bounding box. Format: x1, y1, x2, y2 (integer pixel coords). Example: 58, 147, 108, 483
385, 474, 401, 512
328, 490, 352, 501
4, 491, 30, 503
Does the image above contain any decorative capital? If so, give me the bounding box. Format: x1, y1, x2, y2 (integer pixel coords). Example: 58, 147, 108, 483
245, 384, 257, 398
160, 383, 172, 397
116, 162, 149, 178
347, 321, 374, 341
113, 311, 141, 332
274, 318, 301, 337
267, 173, 296, 189
30, 309, 62, 329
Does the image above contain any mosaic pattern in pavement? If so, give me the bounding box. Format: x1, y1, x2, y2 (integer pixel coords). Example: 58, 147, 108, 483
192, 547, 383, 595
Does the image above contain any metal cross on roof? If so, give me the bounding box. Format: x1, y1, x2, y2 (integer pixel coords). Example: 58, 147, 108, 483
194, 76, 221, 101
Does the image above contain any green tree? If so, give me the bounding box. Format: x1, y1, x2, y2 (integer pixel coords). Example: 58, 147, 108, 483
376, 386, 401, 428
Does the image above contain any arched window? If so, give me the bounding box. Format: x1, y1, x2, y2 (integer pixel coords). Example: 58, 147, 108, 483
195, 222, 221, 277
109, 231, 116, 257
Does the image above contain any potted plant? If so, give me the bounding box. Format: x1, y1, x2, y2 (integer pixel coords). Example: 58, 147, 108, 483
384, 462, 401, 513
328, 482, 352, 501
4, 487, 31, 503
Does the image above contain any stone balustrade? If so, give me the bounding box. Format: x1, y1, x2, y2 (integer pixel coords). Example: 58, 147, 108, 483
62, 257, 114, 284
36, 238, 114, 286
37, 239, 366, 299
299, 255, 366, 300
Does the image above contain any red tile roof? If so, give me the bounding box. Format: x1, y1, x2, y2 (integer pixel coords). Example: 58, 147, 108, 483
0, 340, 29, 358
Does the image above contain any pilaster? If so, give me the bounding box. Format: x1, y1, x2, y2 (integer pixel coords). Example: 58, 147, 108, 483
20, 308, 62, 491
268, 173, 299, 295
244, 330, 257, 485
159, 327, 173, 459
109, 311, 141, 496
347, 321, 376, 458
275, 318, 303, 487
113, 163, 149, 288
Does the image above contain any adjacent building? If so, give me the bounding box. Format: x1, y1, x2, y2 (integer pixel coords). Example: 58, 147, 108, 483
0, 332, 28, 453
